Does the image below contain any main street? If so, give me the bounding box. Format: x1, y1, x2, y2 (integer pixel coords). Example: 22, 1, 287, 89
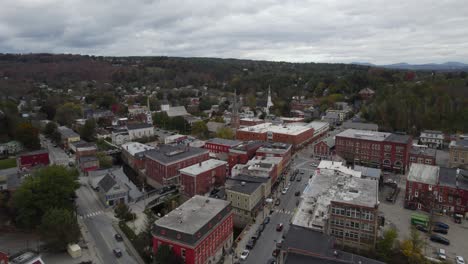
244, 152, 317, 264
76, 176, 139, 264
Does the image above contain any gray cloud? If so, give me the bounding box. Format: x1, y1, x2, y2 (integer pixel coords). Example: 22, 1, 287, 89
0, 0, 467, 64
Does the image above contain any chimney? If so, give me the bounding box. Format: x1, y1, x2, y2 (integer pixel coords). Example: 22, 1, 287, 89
199, 162, 202, 167
241, 181, 246, 186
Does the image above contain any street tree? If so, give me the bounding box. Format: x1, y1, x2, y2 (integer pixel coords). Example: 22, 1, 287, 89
191, 121, 208, 139
15, 122, 41, 150
114, 203, 135, 222
43, 122, 58, 137
216, 127, 234, 139
12, 165, 79, 229
39, 208, 80, 251
376, 228, 398, 262
400, 227, 425, 264
80, 119, 96, 141
97, 152, 112, 168
55, 102, 82, 127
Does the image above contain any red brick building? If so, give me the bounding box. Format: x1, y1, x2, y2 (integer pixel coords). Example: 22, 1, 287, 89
73, 142, 98, 159
121, 142, 155, 171
179, 159, 227, 197
335, 129, 412, 173
145, 145, 209, 187
228, 141, 264, 174
17, 149, 50, 169
204, 138, 241, 154
313, 137, 336, 159
405, 164, 468, 215
79, 156, 99, 173
409, 146, 436, 166
153, 196, 233, 264
236, 123, 315, 150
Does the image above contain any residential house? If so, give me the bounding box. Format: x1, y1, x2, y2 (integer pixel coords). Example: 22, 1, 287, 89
97, 173, 129, 207
420, 130, 444, 149
449, 139, 468, 169
58, 126, 81, 148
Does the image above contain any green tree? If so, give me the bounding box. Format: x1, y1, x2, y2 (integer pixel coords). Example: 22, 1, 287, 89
216, 127, 234, 139
39, 208, 80, 251
15, 122, 40, 150
12, 165, 79, 229
376, 228, 398, 262
97, 152, 112, 169
191, 121, 208, 139
114, 203, 135, 222
80, 119, 96, 141
246, 93, 257, 110
401, 227, 425, 264
43, 122, 58, 137
55, 102, 82, 127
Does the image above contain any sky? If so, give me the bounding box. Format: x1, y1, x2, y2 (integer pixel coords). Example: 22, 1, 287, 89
1, 0, 468, 64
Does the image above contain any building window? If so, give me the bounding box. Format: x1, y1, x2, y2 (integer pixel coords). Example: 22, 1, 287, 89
181, 248, 186, 259
384, 145, 392, 152
415, 191, 418, 197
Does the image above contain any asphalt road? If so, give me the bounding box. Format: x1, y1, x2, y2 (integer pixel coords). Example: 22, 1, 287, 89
76, 178, 139, 264
244, 157, 314, 264
40, 135, 71, 166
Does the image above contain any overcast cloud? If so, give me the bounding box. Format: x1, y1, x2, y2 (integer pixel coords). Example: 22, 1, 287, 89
1, 0, 467, 64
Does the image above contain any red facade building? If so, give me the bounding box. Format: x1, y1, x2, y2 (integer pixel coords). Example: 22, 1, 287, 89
313, 137, 336, 159
228, 141, 264, 174
204, 138, 242, 154
180, 159, 228, 197
236, 123, 315, 150
335, 129, 412, 173
17, 149, 50, 169
409, 146, 436, 166
153, 196, 233, 264
405, 164, 468, 215
145, 145, 209, 187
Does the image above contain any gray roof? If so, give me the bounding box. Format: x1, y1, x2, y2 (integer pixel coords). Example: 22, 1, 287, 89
127, 123, 153, 130
79, 156, 98, 163
407, 163, 439, 185
385, 133, 411, 144
225, 174, 267, 195
450, 139, 468, 149
284, 225, 384, 264
439, 167, 468, 190
354, 165, 381, 179
58, 126, 80, 138
155, 195, 230, 235
97, 173, 129, 194
19, 149, 48, 156
422, 130, 443, 134
206, 138, 242, 147
410, 146, 436, 157
337, 129, 390, 142
165, 106, 188, 117
145, 145, 208, 165
342, 121, 378, 131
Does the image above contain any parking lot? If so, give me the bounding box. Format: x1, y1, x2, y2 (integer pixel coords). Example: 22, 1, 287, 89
379, 174, 468, 262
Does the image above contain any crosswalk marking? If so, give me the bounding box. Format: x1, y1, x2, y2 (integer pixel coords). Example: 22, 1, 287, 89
79, 210, 104, 219
273, 209, 294, 215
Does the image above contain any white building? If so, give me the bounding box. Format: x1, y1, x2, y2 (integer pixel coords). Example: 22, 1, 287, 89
420, 130, 444, 149
127, 123, 154, 140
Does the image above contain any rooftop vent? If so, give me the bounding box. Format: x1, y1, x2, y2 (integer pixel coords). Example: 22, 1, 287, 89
241, 181, 246, 186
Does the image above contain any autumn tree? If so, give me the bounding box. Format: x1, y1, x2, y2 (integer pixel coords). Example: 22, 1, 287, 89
191, 121, 208, 139
97, 152, 112, 169
376, 228, 398, 263
216, 127, 234, 139
400, 227, 425, 264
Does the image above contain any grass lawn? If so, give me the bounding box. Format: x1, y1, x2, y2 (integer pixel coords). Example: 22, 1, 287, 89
0, 158, 16, 169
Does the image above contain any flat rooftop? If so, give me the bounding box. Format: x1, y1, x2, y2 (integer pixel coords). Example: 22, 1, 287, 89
292, 166, 378, 231
336, 129, 390, 142
450, 139, 468, 148
386, 133, 411, 144
206, 138, 242, 147
257, 142, 292, 154
122, 142, 155, 156
353, 165, 381, 179
306, 121, 329, 131
317, 160, 362, 178
154, 195, 230, 235
58, 126, 80, 138
238, 122, 312, 136
407, 163, 439, 185
179, 159, 227, 176
145, 145, 208, 165
410, 146, 436, 157
225, 174, 267, 195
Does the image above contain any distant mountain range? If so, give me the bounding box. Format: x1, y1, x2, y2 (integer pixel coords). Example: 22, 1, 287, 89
352, 61, 468, 71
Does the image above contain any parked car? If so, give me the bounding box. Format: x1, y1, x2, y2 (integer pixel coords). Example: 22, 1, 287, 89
263, 216, 271, 225
430, 234, 450, 245
276, 239, 283, 248
437, 248, 446, 260
246, 239, 255, 250
113, 248, 123, 258
434, 221, 449, 230
240, 249, 250, 260
296, 176, 302, 181
281, 189, 287, 195
294, 191, 301, 196
432, 227, 448, 234
275, 199, 281, 206
415, 225, 428, 233
456, 256, 465, 264
276, 223, 284, 232
114, 233, 123, 241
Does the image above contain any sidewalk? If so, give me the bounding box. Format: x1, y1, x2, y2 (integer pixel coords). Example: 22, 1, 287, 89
77, 215, 103, 264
